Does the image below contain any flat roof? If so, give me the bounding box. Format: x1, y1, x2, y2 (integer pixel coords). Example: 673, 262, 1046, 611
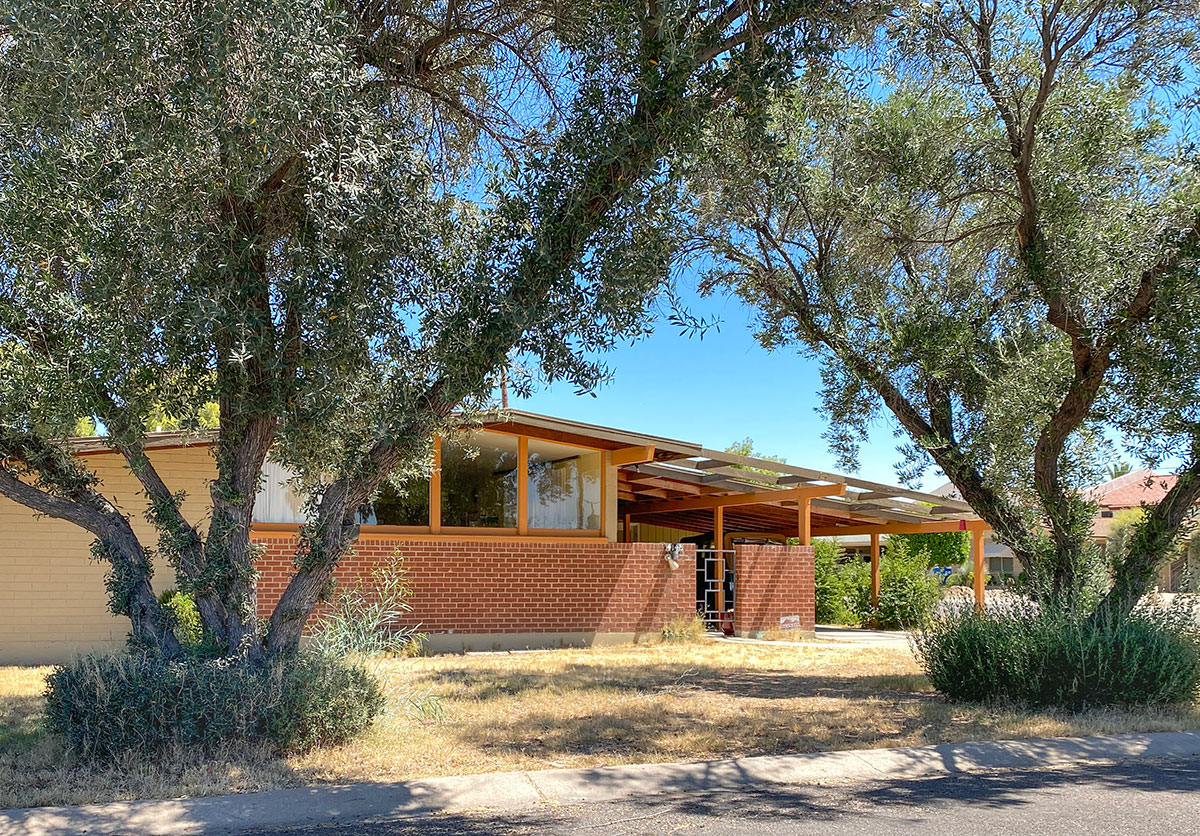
66, 408, 981, 533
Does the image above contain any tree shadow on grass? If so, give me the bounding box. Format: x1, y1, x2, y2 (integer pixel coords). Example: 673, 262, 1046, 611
0, 691, 44, 750
411, 663, 931, 703
446, 691, 977, 763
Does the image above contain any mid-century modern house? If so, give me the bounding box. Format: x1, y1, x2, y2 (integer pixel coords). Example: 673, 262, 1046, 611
0, 411, 988, 663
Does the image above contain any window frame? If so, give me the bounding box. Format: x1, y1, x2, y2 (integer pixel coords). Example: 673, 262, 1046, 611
355, 429, 607, 539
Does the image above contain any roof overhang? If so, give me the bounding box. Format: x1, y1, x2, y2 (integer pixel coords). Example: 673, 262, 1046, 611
617, 445, 981, 536
62, 409, 984, 536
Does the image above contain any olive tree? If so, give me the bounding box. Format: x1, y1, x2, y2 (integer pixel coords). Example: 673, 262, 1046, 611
0, 0, 850, 659
687, 0, 1200, 611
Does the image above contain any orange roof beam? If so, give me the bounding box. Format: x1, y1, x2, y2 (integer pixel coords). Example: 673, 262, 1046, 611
810, 519, 989, 537
625, 483, 847, 517
611, 445, 656, 467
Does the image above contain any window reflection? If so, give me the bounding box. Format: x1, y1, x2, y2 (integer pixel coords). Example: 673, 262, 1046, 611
361, 477, 430, 527
528, 439, 602, 530
440, 431, 519, 528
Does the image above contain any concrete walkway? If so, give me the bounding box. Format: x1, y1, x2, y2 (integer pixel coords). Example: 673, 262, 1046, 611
815, 625, 912, 648
4, 731, 1198, 836
707, 626, 912, 650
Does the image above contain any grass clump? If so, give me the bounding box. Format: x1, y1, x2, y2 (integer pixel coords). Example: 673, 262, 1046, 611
310, 556, 425, 657
44, 651, 384, 761
661, 613, 707, 642
915, 598, 1200, 709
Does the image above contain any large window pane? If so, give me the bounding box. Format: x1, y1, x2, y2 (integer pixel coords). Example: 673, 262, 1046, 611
528, 439, 602, 530
361, 477, 430, 527
441, 431, 519, 528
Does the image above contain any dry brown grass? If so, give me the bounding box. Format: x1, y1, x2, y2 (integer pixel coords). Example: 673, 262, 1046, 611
2, 640, 1197, 809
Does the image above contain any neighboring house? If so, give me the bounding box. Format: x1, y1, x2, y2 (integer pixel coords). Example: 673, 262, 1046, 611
0, 410, 983, 663
1087, 469, 1195, 592
930, 470, 1197, 590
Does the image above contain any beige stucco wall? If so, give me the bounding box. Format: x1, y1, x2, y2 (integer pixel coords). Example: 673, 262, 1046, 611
631, 523, 699, 543
0, 445, 216, 665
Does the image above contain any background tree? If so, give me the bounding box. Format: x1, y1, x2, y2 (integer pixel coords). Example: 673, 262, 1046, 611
1104, 461, 1134, 481
687, 0, 1199, 611
0, 0, 850, 660
887, 532, 969, 569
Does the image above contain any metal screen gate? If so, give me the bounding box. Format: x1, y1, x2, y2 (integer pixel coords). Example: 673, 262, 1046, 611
696, 548, 735, 629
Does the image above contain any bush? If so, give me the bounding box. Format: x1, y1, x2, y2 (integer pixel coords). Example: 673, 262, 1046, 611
660, 613, 707, 642
851, 539, 940, 629
44, 651, 385, 760
158, 589, 202, 650
887, 531, 969, 567
814, 539, 858, 625
310, 555, 424, 656
945, 570, 992, 589
915, 600, 1200, 708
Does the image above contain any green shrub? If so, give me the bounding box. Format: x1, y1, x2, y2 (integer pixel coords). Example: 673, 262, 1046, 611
887, 531, 969, 567
310, 555, 424, 656
915, 600, 1200, 708
44, 651, 384, 760
814, 539, 858, 625
851, 539, 940, 629
945, 570, 992, 588
158, 589, 202, 650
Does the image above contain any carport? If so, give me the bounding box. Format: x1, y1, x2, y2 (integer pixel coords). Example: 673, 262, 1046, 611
616, 446, 992, 610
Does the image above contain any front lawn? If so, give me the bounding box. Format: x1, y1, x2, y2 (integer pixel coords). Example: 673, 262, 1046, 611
2, 640, 1197, 808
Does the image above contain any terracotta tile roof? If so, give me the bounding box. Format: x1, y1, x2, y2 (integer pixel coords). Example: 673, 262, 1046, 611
1087, 469, 1179, 509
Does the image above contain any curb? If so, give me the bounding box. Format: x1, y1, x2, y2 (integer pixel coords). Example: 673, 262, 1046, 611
4, 730, 1199, 836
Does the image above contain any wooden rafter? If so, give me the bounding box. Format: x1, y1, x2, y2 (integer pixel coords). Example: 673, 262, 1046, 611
626, 483, 846, 517
782, 475, 972, 512
811, 519, 989, 537
611, 445, 656, 466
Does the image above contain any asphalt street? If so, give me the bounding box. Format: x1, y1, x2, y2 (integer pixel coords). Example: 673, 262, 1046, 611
244, 757, 1200, 836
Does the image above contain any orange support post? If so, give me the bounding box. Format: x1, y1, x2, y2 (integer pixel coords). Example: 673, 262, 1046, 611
517, 436, 529, 535
713, 506, 725, 611
798, 497, 812, 545
972, 526, 986, 610
870, 532, 881, 609
429, 435, 442, 534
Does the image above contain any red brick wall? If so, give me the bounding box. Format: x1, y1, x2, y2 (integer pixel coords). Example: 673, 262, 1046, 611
733, 544, 815, 635
252, 537, 697, 636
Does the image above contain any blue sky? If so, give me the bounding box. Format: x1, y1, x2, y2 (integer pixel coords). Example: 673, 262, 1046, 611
514, 287, 942, 490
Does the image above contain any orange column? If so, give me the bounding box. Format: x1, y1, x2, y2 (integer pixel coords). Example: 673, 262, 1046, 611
429, 435, 442, 533
870, 533, 881, 609
623, 513, 632, 543
517, 436, 529, 535
713, 506, 725, 611
798, 497, 811, 545
973, 526, 986, 610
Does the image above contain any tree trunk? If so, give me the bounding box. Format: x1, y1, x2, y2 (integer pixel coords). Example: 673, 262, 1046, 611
263, 480, 362, 654
0, 463, 182, 657
101, 526, 185, 657
205, 413, 277, 658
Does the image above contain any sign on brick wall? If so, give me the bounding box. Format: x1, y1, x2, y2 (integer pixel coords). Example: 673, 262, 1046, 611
779, 614, 801, 631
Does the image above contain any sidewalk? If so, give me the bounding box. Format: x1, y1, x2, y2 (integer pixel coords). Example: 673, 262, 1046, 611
3, 731, 1198, 836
